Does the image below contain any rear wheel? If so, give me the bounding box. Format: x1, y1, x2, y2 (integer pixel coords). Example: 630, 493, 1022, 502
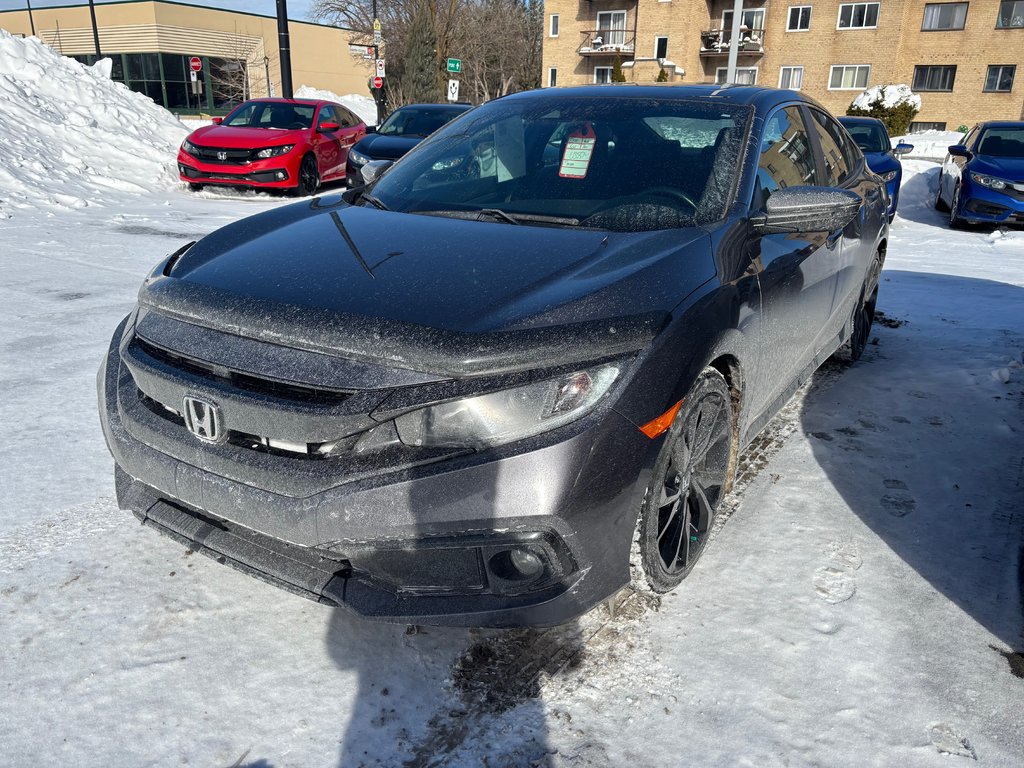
933, 175, 949, 211
631, 368, 737, 594
948, 183, 965, 229
292, 154, 320, 197
834, 255, 880, 363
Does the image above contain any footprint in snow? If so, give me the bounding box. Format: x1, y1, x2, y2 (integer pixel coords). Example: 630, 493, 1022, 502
881, 494, 916, 517
928, 723, 976, 760
813, 540, 861, 604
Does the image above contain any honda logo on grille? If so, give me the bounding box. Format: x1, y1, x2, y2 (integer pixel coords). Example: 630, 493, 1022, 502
216, 151, 228, 161
182, 396, 225, 443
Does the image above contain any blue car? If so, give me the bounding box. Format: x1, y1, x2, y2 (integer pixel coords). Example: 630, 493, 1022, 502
936, 121, 1024, 228
838, 116, 913, 222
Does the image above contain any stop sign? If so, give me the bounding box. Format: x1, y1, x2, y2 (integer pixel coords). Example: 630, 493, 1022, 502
372, 76, 383, 89
189, 56, 202, 72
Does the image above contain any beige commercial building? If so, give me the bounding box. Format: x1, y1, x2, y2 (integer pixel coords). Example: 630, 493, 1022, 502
0, 0, 373, 115
542, 0, 1024, 129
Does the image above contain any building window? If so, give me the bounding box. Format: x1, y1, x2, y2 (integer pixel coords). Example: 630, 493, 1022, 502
910, 121, 947, 132
984, 64, 1016, 91
548, 68, 557, 88
787, 6, 812, 30
594, 66, 613, 84
996, 0, 1024, 27
922, 3, 969, 29
655, 36, 669, 58
913, 64, 957, 91
829, 64, 870, 89
779, 66, 804, 89
550, 14, 559, 37
716, 67, 758, 85
723, 8, 766, 31
596, 11, 629, 47
837, 2, 880, 28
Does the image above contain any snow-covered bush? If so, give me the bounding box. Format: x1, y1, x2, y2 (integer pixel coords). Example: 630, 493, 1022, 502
846, 84, 921, 136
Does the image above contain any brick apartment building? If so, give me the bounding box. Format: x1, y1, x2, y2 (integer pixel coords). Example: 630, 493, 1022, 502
541, 0, 1024, 130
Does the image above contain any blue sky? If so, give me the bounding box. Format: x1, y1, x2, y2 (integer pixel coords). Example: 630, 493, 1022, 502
0, 0, 318, 22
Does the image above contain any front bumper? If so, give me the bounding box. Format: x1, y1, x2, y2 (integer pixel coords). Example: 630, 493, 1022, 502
960, 182, 1024, 225
98, 318, 653, 627
177, 148, 297, 189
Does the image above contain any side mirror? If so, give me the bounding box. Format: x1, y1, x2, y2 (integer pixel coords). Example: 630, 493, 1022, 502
317, 122, 340, 133
893, 142, 914, 156
360, 159, 393, 185
365, 125, 377, 134
947, 144, 971, 158
753, 186, 861, 234
211, 117, 223, 125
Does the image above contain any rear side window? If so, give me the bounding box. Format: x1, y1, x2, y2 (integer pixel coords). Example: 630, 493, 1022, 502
809, 110, 857, 186
753, 106, 816, 207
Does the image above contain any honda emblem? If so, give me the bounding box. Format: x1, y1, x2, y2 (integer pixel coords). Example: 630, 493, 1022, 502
182, 396, 225, 443
217, 151, 228, 161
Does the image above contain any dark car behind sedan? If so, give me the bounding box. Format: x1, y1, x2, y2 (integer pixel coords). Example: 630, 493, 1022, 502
838, 116, 913, 221
346, 103, 472, 186
99, 85, 888, 627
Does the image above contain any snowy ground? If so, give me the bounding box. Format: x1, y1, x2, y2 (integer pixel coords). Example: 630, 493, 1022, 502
2, 156, 1023, 766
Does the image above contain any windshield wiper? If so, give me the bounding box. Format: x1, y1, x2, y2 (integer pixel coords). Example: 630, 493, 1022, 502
360, 191, 389, 210
413, 208, 581, 227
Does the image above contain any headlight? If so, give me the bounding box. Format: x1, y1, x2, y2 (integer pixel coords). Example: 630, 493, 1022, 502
255, 144, 295, 159
879, 170, 898, 182
182, 139, 198, 156
349, 149, 371, 165
970, 173, 1007, 190
395, 364, 620, 449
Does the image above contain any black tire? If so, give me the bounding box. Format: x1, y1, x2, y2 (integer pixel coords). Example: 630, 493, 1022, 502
948, 183, 965, 229
834, 255, 880, 364
934, 176, 949, 212
631, 368, 737, 594
188, 183, 204, 192
292, 154, 320, 197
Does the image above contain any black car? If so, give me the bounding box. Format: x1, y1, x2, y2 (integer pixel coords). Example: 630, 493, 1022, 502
345, 102, 472, 186
99, 85, 887, 627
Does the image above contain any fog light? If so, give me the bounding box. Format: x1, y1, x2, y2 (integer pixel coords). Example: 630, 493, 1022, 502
275, 171, 286, 180
509, 548, 543, 577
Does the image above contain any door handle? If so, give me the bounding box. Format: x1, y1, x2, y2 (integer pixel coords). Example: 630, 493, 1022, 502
826, 229, 843, 248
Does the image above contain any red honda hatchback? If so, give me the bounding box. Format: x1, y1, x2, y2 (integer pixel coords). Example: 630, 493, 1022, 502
177, 98, 367, 195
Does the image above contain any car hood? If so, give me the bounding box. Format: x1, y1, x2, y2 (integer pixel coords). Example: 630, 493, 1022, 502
138, 198, 715, 376
189, 124, 306, 148
863, 151, 899, 177
353, 134, 422, 160
970, 154, 1024, 181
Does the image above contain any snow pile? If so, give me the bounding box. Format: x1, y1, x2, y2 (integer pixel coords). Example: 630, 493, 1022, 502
891, 129, 965, 161
851, 83, 922, 111
0, 30, 187, 216
295, 84, 377, 126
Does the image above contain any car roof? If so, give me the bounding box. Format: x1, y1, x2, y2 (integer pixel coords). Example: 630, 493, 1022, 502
504, 84, 822, 113
976, 120, 1024, 130
396, 103, 472, 112
244, 97, 329, 107
837, 116, 884, 126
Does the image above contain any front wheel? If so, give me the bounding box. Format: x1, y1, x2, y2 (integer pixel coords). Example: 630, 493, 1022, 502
948, 183, 965, 229
188, 183, 204, 192
934, 175, 949, 212
631, 368, 737, 594
292, 154, 320, 197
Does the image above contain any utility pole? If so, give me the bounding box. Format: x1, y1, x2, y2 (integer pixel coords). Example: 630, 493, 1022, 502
25, 0, 36, 37
88, 0, 101, 57
276, 0, 293, 98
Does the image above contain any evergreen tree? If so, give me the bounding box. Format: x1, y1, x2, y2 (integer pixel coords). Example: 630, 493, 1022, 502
656, 68, 669, 82
612, 54, 626, 83
405, 2, 442, 103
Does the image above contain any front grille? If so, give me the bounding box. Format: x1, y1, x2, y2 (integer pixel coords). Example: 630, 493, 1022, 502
135, 338, 352, 405
189, 145, 254, 165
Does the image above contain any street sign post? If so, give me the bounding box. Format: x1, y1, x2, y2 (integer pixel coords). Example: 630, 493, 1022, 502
189, 56, 202, 72
373, 17, 382, 46
447, 79, 459, 102
372, 75, 384, 90
446, 58, 461, 74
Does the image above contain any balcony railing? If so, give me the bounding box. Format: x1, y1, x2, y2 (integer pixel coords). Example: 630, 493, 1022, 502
699, 26, 766, 56
577, 29, 637, 56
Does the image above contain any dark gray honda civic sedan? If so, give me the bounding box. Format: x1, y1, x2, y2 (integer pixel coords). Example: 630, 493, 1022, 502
99, 85, 888, 627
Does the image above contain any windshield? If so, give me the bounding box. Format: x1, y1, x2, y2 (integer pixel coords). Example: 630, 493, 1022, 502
377, 107, 465, 138
842, 122, 889, 153
976, 127, 1024, 158
222, 101, 316, 130
367, 94, 752, 232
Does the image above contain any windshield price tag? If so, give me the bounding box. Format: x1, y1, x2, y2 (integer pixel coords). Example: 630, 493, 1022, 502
559, 123, 597, 179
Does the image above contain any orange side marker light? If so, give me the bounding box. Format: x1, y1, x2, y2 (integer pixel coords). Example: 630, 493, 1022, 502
639, 399, 683, 439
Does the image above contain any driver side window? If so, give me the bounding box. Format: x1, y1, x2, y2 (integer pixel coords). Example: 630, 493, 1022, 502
753, 107, 815, 209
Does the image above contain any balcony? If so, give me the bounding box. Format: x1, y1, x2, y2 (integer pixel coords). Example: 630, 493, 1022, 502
699, 26, 765, 56
577, 29, 637, 57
